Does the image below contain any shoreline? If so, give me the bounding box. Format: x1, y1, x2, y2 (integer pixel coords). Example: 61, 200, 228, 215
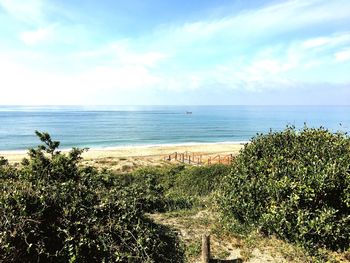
0, 141, 246, 164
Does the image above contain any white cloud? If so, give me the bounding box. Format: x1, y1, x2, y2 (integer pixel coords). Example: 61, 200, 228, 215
0, 0, 45, 24
302, 33, 350, 49
1, 0, 350, 104
19, 25, 55, 45
0, 50, 162, 104
335, 49, 350, 62
73, 65, 160, 91
303, 37, 331, 49
138, 0, 350, 94
152, 29, 350, 93
77, 41, 169, 68
153, 0, 350, 50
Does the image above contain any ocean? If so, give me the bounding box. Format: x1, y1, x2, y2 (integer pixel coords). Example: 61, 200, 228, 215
0, 105, 349, 151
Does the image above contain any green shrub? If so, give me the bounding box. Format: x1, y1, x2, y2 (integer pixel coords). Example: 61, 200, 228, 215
131, 165, 191, 211
0, 131, 183, 262
174, 164, 231, 197
132, 164, 230, 211
132, 165, 186, 193
218, 126, 350, 251
0, 157, 16, 180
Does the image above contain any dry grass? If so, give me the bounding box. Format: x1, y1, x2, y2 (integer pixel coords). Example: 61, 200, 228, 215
149, 209, 350, 263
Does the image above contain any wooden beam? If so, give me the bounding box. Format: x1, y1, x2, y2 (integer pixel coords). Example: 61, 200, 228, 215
201, 234, 210, 263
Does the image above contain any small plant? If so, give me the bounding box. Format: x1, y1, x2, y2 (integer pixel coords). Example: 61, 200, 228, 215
0, 156, 8, 166
185, 240, 201, 259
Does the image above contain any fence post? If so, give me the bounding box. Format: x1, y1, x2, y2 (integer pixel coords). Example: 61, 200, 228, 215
201, 234, 210, 263
175, 152, 177, 160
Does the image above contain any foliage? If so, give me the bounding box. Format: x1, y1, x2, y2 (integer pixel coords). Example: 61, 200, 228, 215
0, 156, 16, 180
173, 164, 231, 197
218, 126, 350, 251
131, 164, 231, 211
0, 131, 183, 262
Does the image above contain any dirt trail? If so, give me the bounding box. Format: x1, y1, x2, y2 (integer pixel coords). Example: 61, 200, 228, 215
149, 210, 288, 263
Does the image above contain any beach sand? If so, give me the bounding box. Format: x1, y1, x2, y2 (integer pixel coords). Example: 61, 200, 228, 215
0, 143, 244, 172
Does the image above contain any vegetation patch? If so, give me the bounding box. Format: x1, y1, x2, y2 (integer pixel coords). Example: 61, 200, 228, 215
218, 126, 350, 252
2, 127, 349, 262
0, 132, 183, 263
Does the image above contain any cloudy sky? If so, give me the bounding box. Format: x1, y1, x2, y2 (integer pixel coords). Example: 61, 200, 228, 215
0, 0, 350, 105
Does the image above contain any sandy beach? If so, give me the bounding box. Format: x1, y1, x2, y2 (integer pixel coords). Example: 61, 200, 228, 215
0, 142, 244, 172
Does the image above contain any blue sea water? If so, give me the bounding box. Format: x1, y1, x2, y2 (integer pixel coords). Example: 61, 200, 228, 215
0, 105, 349, 151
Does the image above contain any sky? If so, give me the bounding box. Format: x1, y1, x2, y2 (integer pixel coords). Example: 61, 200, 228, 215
0, 0, 350, 105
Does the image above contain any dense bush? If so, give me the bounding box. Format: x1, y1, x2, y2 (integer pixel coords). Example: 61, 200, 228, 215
132, 164, 231, 211
0, 132, 183, 262
218, 127, 350, 251
173, 164, 231, 197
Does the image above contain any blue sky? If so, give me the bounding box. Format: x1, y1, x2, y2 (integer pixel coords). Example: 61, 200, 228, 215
0, 0, 350, 105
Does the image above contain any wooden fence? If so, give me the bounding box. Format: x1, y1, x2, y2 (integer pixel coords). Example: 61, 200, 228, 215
163, 151, 234, 165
